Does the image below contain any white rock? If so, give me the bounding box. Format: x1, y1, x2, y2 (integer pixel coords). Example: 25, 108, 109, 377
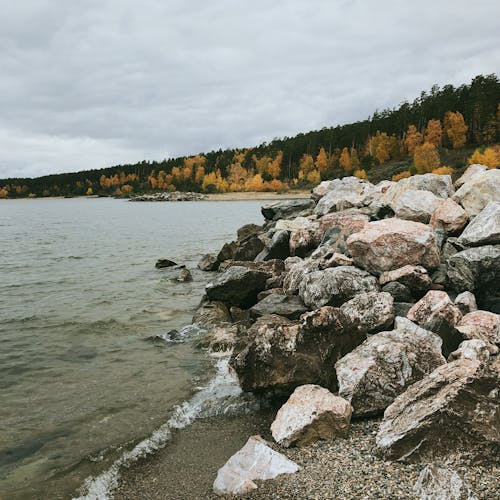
415, 465, 478, 500
454, 164, 488, 189
448, 339, 494, 363
394, 189, 444, 223
454, 291, 477, 315
213, 435, 299, 496
271, 385, 352, 447
457, 201, 500, 246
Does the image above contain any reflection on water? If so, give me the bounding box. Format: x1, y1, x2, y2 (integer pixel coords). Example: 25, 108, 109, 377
0, 197, 263, 499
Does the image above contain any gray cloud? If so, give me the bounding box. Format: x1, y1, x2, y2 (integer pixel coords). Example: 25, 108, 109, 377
1, 0, 499, 178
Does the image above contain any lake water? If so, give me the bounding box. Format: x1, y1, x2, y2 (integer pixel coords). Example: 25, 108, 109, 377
0, 197, 264, 499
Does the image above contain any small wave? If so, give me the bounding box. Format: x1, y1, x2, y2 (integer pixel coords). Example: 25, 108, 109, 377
144, 324, 207, 344
73, 356, 257, 500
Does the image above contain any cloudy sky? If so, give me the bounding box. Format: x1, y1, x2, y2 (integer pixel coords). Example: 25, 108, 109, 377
1, 0, 499, 179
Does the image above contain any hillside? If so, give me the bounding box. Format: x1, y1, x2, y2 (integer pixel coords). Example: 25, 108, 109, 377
1, 74, 499, 199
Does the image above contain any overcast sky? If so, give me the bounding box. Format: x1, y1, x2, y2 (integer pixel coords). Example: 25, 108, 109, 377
1, 0, 499, 179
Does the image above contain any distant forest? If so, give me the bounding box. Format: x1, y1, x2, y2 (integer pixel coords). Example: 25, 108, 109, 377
1, 74, 499, 199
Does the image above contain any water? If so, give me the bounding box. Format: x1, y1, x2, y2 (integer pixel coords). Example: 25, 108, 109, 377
0, 197, 264, 499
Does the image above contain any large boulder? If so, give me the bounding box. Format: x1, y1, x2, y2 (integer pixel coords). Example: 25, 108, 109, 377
206, 266, 268, 307
261, 199, 315, 221
298, 266, 379, 309
213, 435, 299, 496
457, 201, 500, 247
270, 385, 352, 447
192, 299, 232, 326
454, 163, 488, 189
197, 253, 219, 271
230, 308, 365, 393
393, 189, 444, 223
346, 218, 441, 274
282, 258, 320, 295
407, 290, 463, 355
376, 355, 500, 464
429, 198, 469, 234
314, 177, 375, 216
414, 466, 477, 500
250, 293, 308, 320
314, 210, 370, 244
255, 230, 290, 262
197, 323, 240, 354
289, 221, 320, 257
340, 291, 394, 334
335, 317, 445, 417
456, 310, 499, 345
452, 168, 500, 217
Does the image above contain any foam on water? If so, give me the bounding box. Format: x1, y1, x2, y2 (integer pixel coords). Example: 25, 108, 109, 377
74, 355, 247, 500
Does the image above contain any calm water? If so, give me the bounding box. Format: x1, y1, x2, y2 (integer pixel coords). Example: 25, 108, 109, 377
0, 197, 263, 499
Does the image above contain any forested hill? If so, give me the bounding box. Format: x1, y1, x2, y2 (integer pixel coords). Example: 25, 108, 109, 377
1, 74, 499, 199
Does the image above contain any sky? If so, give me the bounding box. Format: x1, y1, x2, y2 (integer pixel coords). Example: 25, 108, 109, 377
1, 0, 499, 179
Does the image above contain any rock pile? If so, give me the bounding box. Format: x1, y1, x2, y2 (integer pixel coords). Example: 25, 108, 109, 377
190, 165, 499, 496
129, 191, 206, 201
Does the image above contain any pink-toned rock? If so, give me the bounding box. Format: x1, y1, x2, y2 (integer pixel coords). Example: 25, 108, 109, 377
430, 198, 469, 233
407, 290, 463, 354
289, 227, 318, 257
454, 291, 477, 315
271, 385, 352, 447
379, 265, 432, 295
456, 310, 500, 344
320, 252, 353, 269
315, 210, 370, 244
346, 218, 440, 274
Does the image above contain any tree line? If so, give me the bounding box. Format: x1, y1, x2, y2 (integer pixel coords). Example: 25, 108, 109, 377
1, 74, 499, 199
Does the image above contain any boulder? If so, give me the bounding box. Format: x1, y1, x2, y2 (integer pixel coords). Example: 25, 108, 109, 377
283, 258, 320, 295
448, 339, 496, 363
216, 230, 265, 263
381, 282, 413, 303
447, 245, 500, 299
299, 266, 379, 309
456, 310, 499, 344
336, 317, 445, 417
379, 265, 432, 297
250, 293, 308, 320
393, 189, 444, 223
255, 229, 290, 261
218, 259, 285, 279
176, 268, 192, 282
197, 324, 240, 354
213, 435, 299, 496
346, 218, 441, 274
197, 253, 219, 271
454, 163, 488, 189
206, 266, 268, 307
192, 299, 232, 326
275, 216, 316, 232
457, 201, 500, 247
261, 199, 315, 221
394, 302, 414, 318
414, 466, 477, 500
429, 198, 469, 234
155, 258, 177, 268
289, 222, 320, 257
270, 385, 352, 448
230, 308, 365, 393
311, 179, 336, 201
314, 210, 370, 244
340, 291, 394, 334
452, 168, 500, 217
314, 177, 375, 216
376, 355, 500, 464
407, 290, 463, 355
236, 223, 264, 241
454, 291, 478, 315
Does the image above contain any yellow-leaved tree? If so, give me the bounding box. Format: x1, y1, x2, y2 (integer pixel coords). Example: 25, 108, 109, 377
424, 119, 442, 147
404, 125, 423, 156
444, 111, 468, 149
414, 143, 440, 173
315, 148, 329, 176
339, 147, 352, 173
469, 147, 500, 168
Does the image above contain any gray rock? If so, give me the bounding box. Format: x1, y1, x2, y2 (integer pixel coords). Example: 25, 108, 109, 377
213, 435, 299, 496
250, 293, 308, 320
197, 323, 240, 353
454, 291, 478, 315
452, 168, 500, 217
206, 266, 268, 307
448, 339, 495, 363
298, 266, 379, 309
197, 253, 219, 271
336, 317, 445, 417
379, 265, 432, 297
382, 282, 413, 303
255, 230, 290, 261
393, 189, 444, 223
261, 199, 315, 221
155, 258, 177, 268
282, 258, 320, 295
393, 302, 414, 317
376, 355, 500, 464
192, 299, 232, 326
458, 201, 500, 247
340, 292, 394, 334
176, 268, 192, 282
414, 465, 477, 500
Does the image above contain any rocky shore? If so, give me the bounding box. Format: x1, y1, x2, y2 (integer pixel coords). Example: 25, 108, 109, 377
119, 164, 499, 499
129, 191, 207, 201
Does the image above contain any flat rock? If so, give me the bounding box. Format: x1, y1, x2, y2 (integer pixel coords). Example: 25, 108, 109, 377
206, 266, 268, 308
394, 189, 444, 223
336, 317, 445, 417
456, 310, 499, 344
346, 218, 441, 274
414, 465, 477, 500
452, 168, 500, 217
261, 199, 315, 221
457, 201, 500, 247
376, 355, 500, 464
340, 291, 394, 334
250, 293, 307, 320
299, 266, 379, 309
270, 385, 352, 447
430, 198, 469, 234
213, 435, 299, 496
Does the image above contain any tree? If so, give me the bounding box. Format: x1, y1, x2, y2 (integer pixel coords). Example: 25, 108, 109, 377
299, 154, 315, 174
414, 142, 440, 173
86, 187, 93, 196
424, 119, 442, 147
315, 147, 329, 175
351, 147, 360, 169
469, 147, 500, 168
339, 147, 352, 173
444, 111, 468, 148
267, 151, 282, 179
306, 169, 321, 184
404, 125, 423, 155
